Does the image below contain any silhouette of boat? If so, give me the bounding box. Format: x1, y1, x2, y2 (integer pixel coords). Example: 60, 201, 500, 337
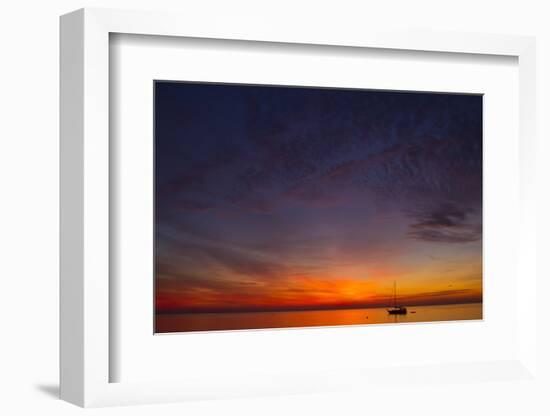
387, 281, 407, 315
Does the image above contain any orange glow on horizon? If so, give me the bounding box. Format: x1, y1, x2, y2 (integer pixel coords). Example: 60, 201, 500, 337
156, 264, 482, 313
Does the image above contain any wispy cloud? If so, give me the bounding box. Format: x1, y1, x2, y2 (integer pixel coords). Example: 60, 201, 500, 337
407, 203, 481, 244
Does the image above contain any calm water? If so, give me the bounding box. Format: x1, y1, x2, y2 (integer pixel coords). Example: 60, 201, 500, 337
156, 303, 482, 333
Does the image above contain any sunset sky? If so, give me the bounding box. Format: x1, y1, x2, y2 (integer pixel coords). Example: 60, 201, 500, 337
154, 82, 482, 314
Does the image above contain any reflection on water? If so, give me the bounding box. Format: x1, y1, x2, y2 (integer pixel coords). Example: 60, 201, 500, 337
156, 302, 482, 333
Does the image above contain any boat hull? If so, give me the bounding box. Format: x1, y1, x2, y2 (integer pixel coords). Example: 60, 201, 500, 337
387, 307, 407, 315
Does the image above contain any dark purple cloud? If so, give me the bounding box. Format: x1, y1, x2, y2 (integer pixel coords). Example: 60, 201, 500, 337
407, 203, 482, 243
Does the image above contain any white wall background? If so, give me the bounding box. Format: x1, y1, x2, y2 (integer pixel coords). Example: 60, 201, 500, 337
1, 0, 549, 415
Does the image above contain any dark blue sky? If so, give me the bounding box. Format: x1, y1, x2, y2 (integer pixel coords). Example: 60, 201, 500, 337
155, 82, 482, 313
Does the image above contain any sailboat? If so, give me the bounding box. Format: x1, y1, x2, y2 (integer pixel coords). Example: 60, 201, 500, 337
387, 281, 407, 315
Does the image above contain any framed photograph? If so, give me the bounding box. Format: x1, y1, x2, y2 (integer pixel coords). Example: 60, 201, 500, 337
153, 81, 483, 334
60, 8, 538, 408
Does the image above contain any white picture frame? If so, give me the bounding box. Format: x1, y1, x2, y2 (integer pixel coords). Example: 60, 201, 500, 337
60, 7, 538, 408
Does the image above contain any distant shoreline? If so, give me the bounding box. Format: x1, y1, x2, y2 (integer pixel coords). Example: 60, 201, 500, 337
157, 300, 482, 315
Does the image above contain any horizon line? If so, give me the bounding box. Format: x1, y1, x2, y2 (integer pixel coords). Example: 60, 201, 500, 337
156, 298, 483, 315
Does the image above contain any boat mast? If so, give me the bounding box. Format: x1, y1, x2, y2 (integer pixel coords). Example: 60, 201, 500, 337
394, 281, 397, 307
